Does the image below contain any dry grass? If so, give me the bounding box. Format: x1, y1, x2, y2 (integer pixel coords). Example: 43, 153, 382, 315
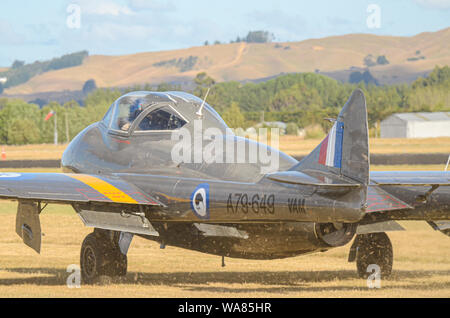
0, 165, 444, 174
278, 136, 450, 156
0, 166, 449, 297
0, 202, 448, 297
0, 144, 66, 160
1, 137, 450, 161
371, 164, 446, 171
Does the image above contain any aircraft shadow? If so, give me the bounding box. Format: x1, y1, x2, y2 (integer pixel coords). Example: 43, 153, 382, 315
1, 267, 449, 294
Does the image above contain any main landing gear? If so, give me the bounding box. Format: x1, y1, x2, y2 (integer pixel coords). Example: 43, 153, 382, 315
348, 232, 393, 279
80, 229, 128, 284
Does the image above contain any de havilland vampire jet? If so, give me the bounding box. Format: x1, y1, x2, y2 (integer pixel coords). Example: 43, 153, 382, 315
1, 89, 449, 283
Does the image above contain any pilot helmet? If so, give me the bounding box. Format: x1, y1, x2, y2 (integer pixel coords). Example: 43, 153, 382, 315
129, 98, 144, 120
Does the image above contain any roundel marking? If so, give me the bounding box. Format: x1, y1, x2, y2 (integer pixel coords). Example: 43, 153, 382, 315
190, 184, 210, 219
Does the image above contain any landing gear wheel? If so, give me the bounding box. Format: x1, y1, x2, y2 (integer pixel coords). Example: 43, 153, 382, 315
105, 247, 127, 277
80, 233, 104, 284
355, 232, 393, 279
80, 231, 127, 284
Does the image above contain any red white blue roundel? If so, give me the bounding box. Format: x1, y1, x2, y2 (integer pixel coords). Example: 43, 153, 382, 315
190, 184, 210, 219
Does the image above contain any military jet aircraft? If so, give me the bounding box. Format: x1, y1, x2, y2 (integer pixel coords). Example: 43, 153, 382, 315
1, 89, 449, 283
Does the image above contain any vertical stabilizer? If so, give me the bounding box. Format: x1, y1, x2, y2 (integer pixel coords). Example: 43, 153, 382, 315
291, 89, 369, 185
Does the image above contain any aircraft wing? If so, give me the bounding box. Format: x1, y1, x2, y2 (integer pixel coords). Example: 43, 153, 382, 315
361, 171, 450, 235
0, 172, 162, 206
370, 171, 450, 187
366, 171, 450, 213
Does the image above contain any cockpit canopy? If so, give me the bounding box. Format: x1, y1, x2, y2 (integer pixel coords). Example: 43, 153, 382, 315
102, 91, 228, 134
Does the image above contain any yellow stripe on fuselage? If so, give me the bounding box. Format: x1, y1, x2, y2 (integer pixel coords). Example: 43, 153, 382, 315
66, 174, 138, 204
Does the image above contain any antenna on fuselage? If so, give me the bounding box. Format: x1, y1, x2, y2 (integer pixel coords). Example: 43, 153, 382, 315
196, 87, 211, 118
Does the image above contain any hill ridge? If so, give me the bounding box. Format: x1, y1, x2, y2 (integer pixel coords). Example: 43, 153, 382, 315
3, 27, 450, 95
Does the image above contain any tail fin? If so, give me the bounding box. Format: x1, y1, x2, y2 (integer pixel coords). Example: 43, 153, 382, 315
292, 89, 369, 185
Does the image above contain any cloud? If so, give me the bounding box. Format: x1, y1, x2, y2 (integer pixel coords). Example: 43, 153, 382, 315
58, 1, 222, 52
0, 20, 25, 45
87, 22, 153, 42
59, 9, 201, 55
247, 10, 308, 42
327, 16, 352, 26
414, 0, 450, 9
25, 23, 59, 46
75, 0, 134, 16
127, 0, 176, 12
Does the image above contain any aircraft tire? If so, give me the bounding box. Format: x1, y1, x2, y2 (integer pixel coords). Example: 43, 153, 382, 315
355, 232, 393, 279
80, 232, 127, 284
105, 249, 127, 277
80, 232, 107, 284
94, 229, 128, 277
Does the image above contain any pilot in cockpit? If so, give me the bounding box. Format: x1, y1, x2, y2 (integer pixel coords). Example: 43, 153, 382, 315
120, 98, 144, 131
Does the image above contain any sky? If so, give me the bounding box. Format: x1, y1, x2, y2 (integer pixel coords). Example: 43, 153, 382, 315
0, 0, 449, 66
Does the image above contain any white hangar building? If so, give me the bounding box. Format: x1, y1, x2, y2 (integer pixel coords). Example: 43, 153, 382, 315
380, 112, 450, 138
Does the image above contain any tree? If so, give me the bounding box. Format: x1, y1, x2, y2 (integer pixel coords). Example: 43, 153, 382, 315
270, 83, 323, 112
29, 98, 47, 108
377, 55, 389, 65
349, 70, 378, 85
0, 99, 41, 144
245, 31, 273, 43
363, 55, 376, 67
157, 83, 181, 91
412, 65, 450, 88
221, 102, 245, 128
11, 60, 25, 69
286, 122, 299, 135
4, 52, 89, 89
7, 119, 40, 144
194, 72, 216, 87
45, 51, 88, 71
0, 83, 3, 95
82, 79, 97, 95
193, 72, 217, 100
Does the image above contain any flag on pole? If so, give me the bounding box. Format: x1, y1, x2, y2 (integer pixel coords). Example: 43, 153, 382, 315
44, 110, 58, 145
45, 110, 55, 121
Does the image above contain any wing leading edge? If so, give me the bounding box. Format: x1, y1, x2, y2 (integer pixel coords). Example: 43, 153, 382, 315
370, 171, 450, 186
0, 172, 162, 206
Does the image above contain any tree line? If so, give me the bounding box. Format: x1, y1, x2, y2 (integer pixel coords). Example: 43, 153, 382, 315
205, 30, 274, 46
194, 66, 449, 132
0, 66, 448, 145
0, 51, 89, 89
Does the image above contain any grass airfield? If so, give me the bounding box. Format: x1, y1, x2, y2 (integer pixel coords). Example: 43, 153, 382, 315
0, 202, 449, 297
0, 165, 449, 297
0, 135, 449, 298
2, 137, 450, 160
